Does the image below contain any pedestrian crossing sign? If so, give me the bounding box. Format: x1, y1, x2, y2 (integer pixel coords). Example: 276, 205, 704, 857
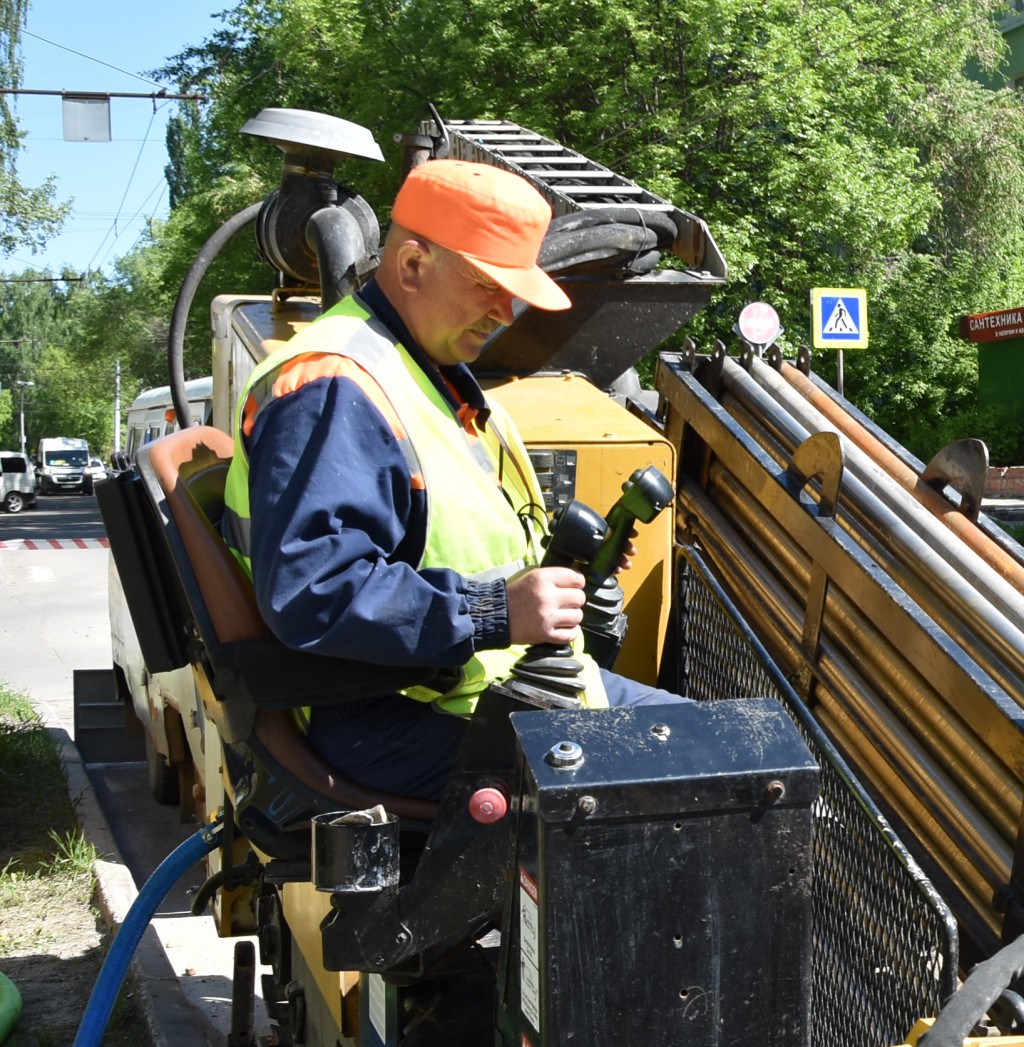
810, 288, 868, 350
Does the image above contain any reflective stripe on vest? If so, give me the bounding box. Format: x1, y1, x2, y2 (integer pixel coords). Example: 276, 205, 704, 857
223, 295, 607, 711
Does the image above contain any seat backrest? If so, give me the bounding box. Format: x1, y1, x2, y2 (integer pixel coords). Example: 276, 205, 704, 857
135, 425, 439, 825
139, 426, 265, 645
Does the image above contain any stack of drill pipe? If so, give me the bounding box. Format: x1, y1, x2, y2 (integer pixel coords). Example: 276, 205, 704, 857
781, 363, 1024, 581
663, 353, 1024, 957
732, 358, 1024, 692
726, 356, 1024, 945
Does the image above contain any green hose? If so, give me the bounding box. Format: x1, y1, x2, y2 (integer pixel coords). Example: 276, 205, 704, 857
0, 971, 23, 1043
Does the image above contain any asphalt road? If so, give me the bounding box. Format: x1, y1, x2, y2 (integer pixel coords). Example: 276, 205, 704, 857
0, 492, 265, 1045
0, 491, 109, 541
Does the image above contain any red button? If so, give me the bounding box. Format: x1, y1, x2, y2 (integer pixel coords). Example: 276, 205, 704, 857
469, 787, 508, 824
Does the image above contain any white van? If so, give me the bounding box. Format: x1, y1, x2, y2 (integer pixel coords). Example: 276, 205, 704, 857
0, 451, 37, 513
36, 436, 90, 494
123, 376, 213, 465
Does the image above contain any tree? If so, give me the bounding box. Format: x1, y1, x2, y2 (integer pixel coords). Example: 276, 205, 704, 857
67, 243, 175, 391
27, 343, 114, 454
0, 387, 11, 444
0, 0, 70, 256
142, 0, 1024, 461
0, 271, 124, 453
0, 272, 71, 406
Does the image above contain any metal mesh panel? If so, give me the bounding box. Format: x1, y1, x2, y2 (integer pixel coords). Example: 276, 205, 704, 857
677, 544, 958, 1047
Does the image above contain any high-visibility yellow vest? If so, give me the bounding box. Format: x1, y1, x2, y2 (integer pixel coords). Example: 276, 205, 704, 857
223, 295, 608, 713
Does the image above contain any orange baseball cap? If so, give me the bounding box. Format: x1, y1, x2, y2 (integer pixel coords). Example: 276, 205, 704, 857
391, 159, 571, 311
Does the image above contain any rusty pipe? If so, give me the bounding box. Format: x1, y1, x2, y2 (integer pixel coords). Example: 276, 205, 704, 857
731, 356, 1024, 639
782, 362, 1024, 584
707, 465, 1022, 837
720, 359, 1024, 694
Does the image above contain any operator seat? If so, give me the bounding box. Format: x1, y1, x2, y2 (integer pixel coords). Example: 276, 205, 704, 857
108, 425, 438, 856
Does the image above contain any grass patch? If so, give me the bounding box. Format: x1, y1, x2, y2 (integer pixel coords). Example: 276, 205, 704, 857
0, 687, 149, 1045
1003, 523, 1024, 546
0, 692, 74, 870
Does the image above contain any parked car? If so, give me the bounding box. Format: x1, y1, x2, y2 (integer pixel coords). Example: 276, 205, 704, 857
0, 452, 38, 513
84, 457, 110, 495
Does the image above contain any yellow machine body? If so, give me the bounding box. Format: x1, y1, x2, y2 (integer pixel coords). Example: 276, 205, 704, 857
896, 1016, 1024, 1045
484, 373, 674, 684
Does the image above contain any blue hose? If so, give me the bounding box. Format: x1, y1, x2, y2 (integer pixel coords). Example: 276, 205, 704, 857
73, 817, 224, 1047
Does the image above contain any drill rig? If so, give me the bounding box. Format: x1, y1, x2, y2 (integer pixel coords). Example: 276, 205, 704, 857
98, 107, 1024, 1046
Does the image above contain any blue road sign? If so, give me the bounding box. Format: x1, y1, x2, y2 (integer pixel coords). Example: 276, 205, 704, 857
810, 288, 868, 349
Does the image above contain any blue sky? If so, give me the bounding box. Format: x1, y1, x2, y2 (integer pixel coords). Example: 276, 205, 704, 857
3, 1, 227, 277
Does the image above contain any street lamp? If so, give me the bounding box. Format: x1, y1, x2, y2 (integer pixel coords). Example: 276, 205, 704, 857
15, 380, 33, 455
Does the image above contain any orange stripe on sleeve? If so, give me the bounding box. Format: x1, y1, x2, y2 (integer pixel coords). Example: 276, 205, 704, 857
272, 352, 410, 441
245, 352, 425, 490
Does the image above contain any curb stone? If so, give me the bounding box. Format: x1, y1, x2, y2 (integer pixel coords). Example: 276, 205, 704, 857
53, 726, 226, 1047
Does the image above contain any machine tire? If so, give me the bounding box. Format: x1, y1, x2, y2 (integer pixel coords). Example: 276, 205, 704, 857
3, 491, 24, 514
145, 731, 180, 806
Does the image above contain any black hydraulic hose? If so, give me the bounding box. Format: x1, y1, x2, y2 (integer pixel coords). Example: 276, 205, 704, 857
919, 934, 1024, 1044
189, 869, 227, 916
539, 223, 660, 275
305, 205, 373, 313
544, 206, 678, 246
538, 207, 676, 277
167, 202, 263, 428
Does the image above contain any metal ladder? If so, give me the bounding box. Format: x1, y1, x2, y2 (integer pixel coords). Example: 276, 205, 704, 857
438, 118, 726, 278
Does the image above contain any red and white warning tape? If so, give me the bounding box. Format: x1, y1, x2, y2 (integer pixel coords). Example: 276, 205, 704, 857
0, 538, 109, 550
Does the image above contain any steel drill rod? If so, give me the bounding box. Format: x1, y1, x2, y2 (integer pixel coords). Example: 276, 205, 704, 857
664, 356, 1015, 954
718, 389, 1024, 706
720, 358, 1024, 697
664, 368, 1024, 771
812, 648, 1013, 892
782, 363, 1024, 582
684, 474, 1011, 917
685, 477, 1009, 936
731, 355, 1024, 639
816, 702, 1003, 946
750, 354, 1024, 628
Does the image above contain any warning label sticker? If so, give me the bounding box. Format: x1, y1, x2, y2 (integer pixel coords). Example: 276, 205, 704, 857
368, 972, 387, 1042
519, 867, 541, 1034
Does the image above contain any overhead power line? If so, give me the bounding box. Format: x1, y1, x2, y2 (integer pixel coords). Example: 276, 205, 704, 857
0, 89, 205, 102
20, 28, 169, 89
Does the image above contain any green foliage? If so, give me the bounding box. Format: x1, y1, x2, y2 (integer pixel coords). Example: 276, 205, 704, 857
136, 0, 1024, 460
0, 0, 70, 256
0, 688, 73, 869
28, 345, 117, 455
927, 403, 1024, 468
68, 244, 175, 391
0, 274, 118, 454
0, 687, 146, 1046
0, 169, 70, 257
5, 0, 1024, 458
